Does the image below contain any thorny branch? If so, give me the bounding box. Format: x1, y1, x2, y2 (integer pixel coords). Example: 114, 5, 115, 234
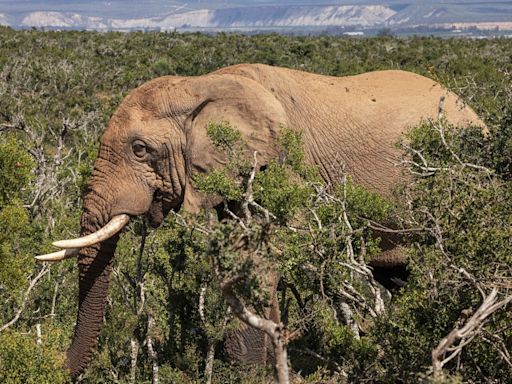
113, 222, 153, 383
220, 279, 289, 384
199, 283, 231, 384
365, 219, 425, 235
0, 265, 50, 332
431, 288, 512, 376
146, 314, 159, 384
1, 105, 103, 233
436, 96, 492, 174
288, 346, 347, 377
241, 151, 258, 224
398, 96, 492, 177
311, 173, 387, 319
210, 151, 290, 383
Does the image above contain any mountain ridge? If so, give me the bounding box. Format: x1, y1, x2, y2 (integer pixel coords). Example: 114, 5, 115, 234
1, 2, 511, 33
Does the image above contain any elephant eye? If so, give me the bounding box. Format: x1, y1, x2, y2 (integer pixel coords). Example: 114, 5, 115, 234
132, 140, 148, 158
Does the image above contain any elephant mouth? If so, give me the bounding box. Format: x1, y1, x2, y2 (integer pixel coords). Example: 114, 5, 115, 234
146, 190, 181, 228
147, 197, 165, 228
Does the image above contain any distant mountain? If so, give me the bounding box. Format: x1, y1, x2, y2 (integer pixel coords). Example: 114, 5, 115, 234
0, 13, 9, 26
19, 12, 108, 29
1, 1, 511, 33
107, 5, 397, 30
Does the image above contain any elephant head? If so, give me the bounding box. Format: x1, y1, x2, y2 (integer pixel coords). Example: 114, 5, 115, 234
37, 73, 288, 377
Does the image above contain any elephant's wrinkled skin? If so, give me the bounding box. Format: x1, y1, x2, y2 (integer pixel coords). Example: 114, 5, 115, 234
57, 64, 483, 377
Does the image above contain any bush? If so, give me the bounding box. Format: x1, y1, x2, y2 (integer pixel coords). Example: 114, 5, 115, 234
0, 330, 69, 384
0, 137, 34, 207
372, 117, 512, 382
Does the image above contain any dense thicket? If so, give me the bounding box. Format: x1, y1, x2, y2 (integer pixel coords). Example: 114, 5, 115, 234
0, 27, 511, 383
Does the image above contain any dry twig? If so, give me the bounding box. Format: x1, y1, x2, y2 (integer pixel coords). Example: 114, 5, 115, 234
431, 288, 512, 376
0, 265, 50, 332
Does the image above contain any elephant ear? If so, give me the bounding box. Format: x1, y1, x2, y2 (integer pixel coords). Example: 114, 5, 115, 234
182, 74, 289, 212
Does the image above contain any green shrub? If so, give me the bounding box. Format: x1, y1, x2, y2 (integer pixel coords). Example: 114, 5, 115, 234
0, 137, 34, 207
0, 330, 70, 384
372, 117, 512, 383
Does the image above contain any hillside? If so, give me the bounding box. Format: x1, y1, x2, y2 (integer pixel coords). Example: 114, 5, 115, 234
1, 1, 511, 34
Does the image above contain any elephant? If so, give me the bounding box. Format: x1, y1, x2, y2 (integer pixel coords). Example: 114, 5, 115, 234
36, 63, 484, 378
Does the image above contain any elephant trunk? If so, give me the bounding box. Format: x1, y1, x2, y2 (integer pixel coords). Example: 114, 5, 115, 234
65, 188, 122, 378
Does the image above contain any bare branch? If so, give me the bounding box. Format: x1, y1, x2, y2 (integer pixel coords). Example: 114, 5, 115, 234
250, 201, 275, 224
431, 288, 512, 375
220, 281, 289, 384
224, 205, 248, 231
170, 211, 210, 235
481, 332, 512, 369
147, 314, 159, 384
289, 346, 347, 377
0, 265, 50, 332
450, 265, 486, 299
199, 285, 208, 325
35, 323, 42, 345
366, 219, 425, 235
199, 283, 230, 384
241, 151, 258, 223
129, 338, 140, 384
338, 301, 360, 340
436, 97, 492, 174
50, 281, 59, 319
112, 267, 137, 314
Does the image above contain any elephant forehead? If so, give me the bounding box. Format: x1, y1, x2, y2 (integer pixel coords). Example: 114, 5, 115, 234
121, 77, 199, 117
105, 105, 159, 133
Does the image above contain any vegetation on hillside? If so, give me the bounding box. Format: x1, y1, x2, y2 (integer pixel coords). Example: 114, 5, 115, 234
0, 28, 511, 383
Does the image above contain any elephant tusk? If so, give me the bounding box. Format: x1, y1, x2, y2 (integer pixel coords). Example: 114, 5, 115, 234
52, 214, 130, 249
35, 247, 80, 262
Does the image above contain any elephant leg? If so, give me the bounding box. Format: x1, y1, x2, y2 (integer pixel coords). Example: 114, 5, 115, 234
264, 288, 280, 364
224, 322, 269, 364
214, 202, 282, 365
223, 271, 281, 365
